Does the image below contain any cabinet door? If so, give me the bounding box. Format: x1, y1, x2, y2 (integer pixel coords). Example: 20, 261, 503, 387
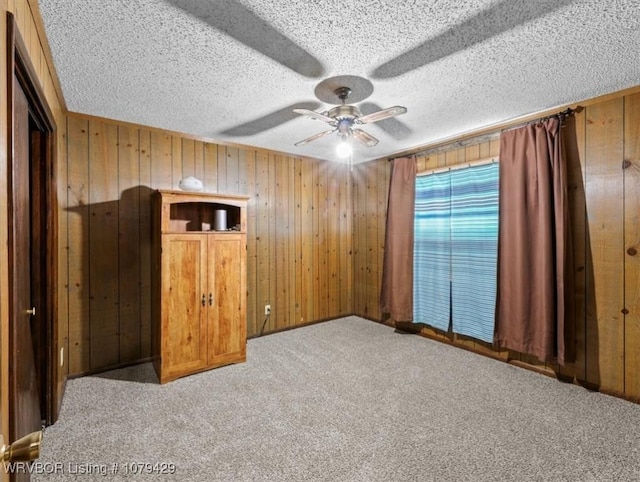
208, 234, 246, 364
161, 234, 209, 378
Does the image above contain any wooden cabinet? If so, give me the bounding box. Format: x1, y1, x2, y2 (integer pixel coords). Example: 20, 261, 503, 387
151, 190, 248, 383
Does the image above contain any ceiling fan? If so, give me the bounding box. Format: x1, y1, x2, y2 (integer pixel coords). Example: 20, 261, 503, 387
293, 87, 407, 148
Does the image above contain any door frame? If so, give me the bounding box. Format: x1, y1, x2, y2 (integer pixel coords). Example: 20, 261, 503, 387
6, 12, 59, 425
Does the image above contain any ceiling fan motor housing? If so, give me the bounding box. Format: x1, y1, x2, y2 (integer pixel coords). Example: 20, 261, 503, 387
328, 104, 361, 120
329, 105, 361, 136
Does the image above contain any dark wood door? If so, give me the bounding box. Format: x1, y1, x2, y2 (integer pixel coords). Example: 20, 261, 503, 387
10, 74, 42, 456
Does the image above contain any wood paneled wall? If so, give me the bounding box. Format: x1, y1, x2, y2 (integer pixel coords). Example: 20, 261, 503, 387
352, 90, 640, 402
61, 114, 353, 375
351, 159, 391, 321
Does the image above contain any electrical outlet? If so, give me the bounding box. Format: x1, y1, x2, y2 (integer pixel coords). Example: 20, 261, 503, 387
265, 304, 271, 315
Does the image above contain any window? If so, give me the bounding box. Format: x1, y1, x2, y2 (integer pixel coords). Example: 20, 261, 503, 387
413, 162, 499, 343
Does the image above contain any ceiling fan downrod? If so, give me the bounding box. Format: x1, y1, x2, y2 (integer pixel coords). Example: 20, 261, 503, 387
328, 87, 361, 120
334, 87, 352, 104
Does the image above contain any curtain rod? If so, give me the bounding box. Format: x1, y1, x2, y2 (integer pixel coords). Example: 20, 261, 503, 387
388, 105, 584, 162
501, 106, 583, 133
416, 156, 498, 177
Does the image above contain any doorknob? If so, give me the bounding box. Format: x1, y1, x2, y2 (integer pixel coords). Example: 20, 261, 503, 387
26, 307, 36, 316
0, 431, 42, 463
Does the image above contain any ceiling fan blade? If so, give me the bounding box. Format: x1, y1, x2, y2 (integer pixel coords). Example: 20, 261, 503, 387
294, 129, 336, 146
352, 129, 379, 147
359, 102, 412, 140
357, 106, 407, 124
293, 108, 336, 124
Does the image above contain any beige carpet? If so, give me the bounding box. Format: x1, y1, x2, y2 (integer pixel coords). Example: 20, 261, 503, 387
31, 316, 640, 481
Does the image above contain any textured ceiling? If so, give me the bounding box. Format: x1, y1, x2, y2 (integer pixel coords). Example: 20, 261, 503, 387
38, 0, 640, 164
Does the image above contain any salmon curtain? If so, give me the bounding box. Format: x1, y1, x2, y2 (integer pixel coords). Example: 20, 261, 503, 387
380, 157, 416, 321
494, 116, 575, 365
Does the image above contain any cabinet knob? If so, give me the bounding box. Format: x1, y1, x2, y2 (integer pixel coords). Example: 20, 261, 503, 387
209, 293, 213, 306
201, 294, 206, 307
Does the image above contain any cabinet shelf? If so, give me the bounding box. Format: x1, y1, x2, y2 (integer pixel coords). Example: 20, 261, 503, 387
153, 189, 249, 234
169, 202, 242, 233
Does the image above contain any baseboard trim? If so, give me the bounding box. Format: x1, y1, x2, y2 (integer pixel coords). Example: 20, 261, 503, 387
67, 357, 155, 380
248, 314, 356, 340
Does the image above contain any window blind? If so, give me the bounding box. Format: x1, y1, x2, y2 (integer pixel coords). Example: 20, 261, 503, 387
450, 163, 499, 343
413, 162, 499, 343
413, 171, 451, 332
